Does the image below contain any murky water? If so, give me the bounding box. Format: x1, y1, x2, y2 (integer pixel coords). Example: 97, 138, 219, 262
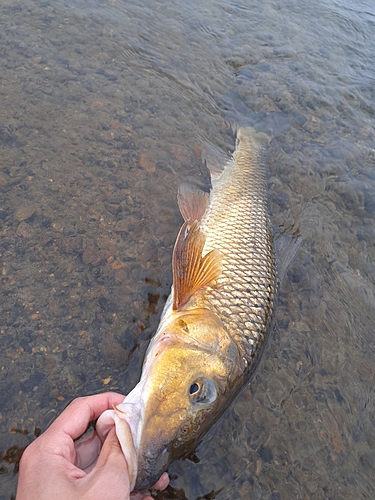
1, 0, 375, 498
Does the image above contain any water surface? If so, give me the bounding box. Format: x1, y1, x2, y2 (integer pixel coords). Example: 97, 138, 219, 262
1, 0, 375, 498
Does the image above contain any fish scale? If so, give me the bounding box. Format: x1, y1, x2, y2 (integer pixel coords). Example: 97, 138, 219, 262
199, 129, 276, 366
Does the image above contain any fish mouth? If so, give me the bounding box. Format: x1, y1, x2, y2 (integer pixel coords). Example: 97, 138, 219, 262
112, 403, 140, 491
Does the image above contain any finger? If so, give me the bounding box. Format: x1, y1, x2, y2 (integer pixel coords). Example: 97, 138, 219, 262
92, 427, 128, 479
129, 472, 170, 500
130, 494, 153, 500
151, 472, 169, 491
75, 429, 102, 471
77, 428, 130, 498
47, 392, 125, 441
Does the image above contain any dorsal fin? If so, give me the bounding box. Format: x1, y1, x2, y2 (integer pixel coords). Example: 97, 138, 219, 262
177, 183, 209, 228
172, 221, 222, 311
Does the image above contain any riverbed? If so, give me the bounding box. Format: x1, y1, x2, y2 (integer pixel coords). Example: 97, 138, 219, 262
1, 0, 374, 498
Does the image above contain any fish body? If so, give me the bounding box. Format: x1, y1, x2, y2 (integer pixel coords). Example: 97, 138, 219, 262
97, 127, 276, 490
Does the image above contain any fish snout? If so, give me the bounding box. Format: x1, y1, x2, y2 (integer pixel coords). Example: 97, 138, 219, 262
114, 399, 170, 491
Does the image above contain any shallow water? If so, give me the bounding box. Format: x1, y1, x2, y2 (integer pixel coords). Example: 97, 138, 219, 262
1, 0, 375, 498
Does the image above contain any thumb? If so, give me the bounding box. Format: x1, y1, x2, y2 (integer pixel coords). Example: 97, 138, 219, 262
94, 427, 129, 475
83, 428, 131, 500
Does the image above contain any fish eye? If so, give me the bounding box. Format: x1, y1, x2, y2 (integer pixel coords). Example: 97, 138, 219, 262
188, 378, 217, 405
189, 382, 199, 395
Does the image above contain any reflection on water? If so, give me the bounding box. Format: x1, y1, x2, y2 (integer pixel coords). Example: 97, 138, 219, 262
0, 0, 374, 498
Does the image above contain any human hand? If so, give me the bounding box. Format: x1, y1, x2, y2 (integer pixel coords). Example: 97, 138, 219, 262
16, 392, 169, 500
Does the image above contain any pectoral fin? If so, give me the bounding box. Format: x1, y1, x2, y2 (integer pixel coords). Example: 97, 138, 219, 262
172, 221, 222, 310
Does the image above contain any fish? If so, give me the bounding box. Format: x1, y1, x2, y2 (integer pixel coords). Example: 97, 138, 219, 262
97, 127, 283, 491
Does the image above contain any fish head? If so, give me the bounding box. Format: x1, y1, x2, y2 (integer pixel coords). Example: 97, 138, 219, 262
114, 308, 244, 490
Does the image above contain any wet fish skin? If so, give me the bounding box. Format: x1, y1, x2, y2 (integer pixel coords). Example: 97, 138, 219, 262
97, 127, 276, 491
199, 127, 276, 366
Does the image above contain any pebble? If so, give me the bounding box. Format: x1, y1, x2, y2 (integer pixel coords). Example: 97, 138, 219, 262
330, 428, 344, 454
170, 145, 189, 163
139, 153, 156, 173
8, 420, 18, 433
110, 260, 126, 270
15, 205, 36, 221
51, 222, 64, 233
16, 222, 34, 238
49, 388, 59, 399
357, 362, 372, 382
274, 214, 285, 226
82, 247, 103, 266
114, 220, 128, 232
